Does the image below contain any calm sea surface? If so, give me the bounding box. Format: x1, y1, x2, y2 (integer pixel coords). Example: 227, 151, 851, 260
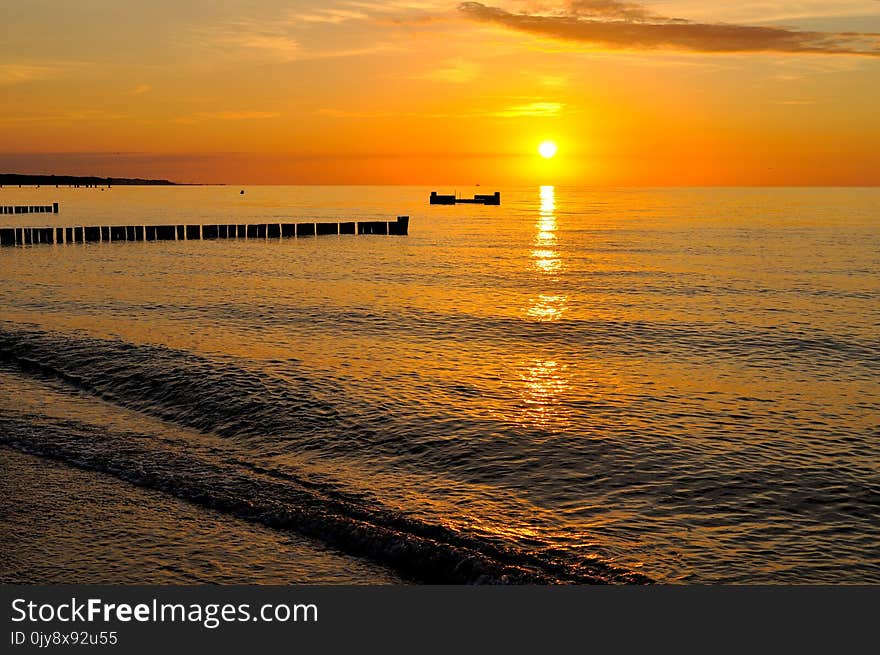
1, 185, 877, 583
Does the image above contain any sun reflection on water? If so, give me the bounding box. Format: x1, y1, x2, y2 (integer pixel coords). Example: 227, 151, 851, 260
519, 359, 571, 432
532, 185, 563, 275
528, 186, 567, 319
537, 184, 557, 242
519, 186, 571, 431
527, 294, 568, 321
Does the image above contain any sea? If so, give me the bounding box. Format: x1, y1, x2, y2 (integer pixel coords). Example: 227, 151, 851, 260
0, 184, 877, 584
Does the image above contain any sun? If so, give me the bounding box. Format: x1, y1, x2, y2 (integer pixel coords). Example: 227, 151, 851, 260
538, 140, 558, 159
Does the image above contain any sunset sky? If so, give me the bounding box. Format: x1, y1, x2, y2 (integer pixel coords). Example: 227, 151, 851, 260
2, 1, 879, 185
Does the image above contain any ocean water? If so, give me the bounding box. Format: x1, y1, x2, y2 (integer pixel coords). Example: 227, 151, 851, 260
0, 184, 877, 583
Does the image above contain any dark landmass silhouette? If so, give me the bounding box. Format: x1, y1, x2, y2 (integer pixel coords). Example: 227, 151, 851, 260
0, 174, 177, 186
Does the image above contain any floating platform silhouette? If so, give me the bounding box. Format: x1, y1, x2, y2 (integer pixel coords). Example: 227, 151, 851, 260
430, 191, 500, 205
0, 216, 409, 246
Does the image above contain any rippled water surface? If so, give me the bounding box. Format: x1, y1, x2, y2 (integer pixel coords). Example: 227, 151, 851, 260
1, 185, 878, 583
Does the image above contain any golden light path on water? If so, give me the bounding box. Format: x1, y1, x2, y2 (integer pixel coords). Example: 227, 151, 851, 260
522, 185, 571, 432
531, 185, 563, 277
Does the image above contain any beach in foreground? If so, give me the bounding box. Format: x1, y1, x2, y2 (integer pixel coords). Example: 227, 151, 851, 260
0, 448, 399, 584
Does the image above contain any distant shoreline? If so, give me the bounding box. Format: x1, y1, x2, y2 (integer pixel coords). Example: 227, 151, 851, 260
0, 174, 179, 186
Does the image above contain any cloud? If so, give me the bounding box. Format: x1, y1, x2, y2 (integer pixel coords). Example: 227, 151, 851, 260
0, 64, 54, 85
317, 100, 564, 119
568, 0, 655, 21
661, 1, 880, 26
422, 58, 481, 82
131, 84, 151, 95
173, 111, 281, 124
300, 43, 402, 59
0, 110, 126, 124
317, 107, 445, 119
457, 1, 880, 56
342, 0, 453, 23
197, 111, 281, 120
286, 7, 370, 24
0, 62, 81, 85
491, 101, 563, 117
196, 18, 400, 62
190, 19, 302, 61
217, 28, 302, 61
540, 74, 568, 87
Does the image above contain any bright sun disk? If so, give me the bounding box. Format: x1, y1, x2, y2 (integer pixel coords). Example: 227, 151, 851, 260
538, 141, 557, 159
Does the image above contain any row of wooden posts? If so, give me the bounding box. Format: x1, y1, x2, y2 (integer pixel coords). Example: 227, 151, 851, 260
2, 203, 59, 214
0, 216, 409, 246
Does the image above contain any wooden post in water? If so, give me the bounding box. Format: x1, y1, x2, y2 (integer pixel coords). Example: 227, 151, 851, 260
316, 222, 339, 236
395, 215, 409, 235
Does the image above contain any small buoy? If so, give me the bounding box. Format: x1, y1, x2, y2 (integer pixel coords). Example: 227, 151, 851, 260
240, 189, 245, 195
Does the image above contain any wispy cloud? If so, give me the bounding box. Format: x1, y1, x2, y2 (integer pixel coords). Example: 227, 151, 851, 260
318, 100, 564, 119
195, 17, 400, 62
317, 108, 438, 119
457, 1, 880, 56
490, 101, 563, 117
190, 3, 435, 64
0, 109, 127, 124
173, 111, 281, 124
568, 0, 656, 21
540, 74, 568, 87
286, 7, 370, 24
131, 84, 152, 95
422, 58, 481, 82
210, 26, 302, 61
302, 43, 402, 59
658, 1, 880, 26
343, 0, 453, 23
197, 111, 281, 120
0, 63, 70, 85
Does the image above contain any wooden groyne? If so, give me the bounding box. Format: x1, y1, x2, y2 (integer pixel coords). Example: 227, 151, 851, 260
0, 216, 409, 246
1, 203, 59, 215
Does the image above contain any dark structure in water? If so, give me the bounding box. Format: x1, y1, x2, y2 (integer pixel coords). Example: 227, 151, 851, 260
0, 216, 410, 246
430, 191, 500, 205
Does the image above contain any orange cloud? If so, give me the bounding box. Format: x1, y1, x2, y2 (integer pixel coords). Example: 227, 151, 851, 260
458, 1, 880, 56
172, 111, 282, 124
490, 101, 563, 117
